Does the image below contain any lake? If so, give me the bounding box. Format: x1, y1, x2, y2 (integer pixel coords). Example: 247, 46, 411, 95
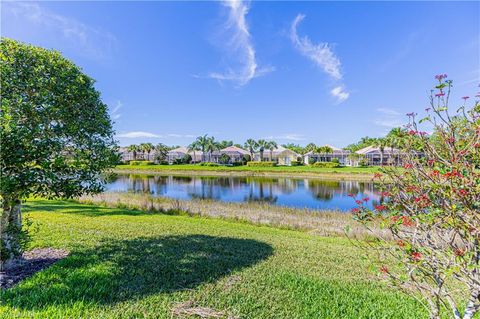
106, 174, 382, 211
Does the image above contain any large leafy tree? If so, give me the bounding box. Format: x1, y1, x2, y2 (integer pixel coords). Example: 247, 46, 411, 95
0, 39, 117, 267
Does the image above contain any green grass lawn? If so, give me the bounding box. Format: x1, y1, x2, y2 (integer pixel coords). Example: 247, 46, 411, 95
0, 199, 428, 319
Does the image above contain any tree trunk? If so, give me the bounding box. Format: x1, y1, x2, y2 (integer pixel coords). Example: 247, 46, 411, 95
1, 199, 22, 271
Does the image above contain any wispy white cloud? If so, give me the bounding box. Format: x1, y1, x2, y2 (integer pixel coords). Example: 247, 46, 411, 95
374, 108, 405, 128
330, 86, 350, 103
376, 107, 401, 116
4, 2, 117, 60
207, 0, 273, 86
290, 14, 342, 80
110, 100, 123, 120
117, 131, 163, 138
290, 14, 349, 103
117, 132, 197, 139
264, 133, 306, 141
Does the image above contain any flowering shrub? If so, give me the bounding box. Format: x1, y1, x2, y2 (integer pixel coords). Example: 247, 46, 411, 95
351, 76, 480, 319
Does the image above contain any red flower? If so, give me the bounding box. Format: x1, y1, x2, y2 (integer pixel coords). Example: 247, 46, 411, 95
374, 205, 387, 211
351, 208, 360, 213
447, 137, 455, 143
380, 265, 389, 274
374, 173, 383, 179
430, 170, 440, 177
462, 96, 469, 100
435, 93, 445, 97
355, 200, 363, 205
401, 216, 414, 227
457, 189, 468, 197
408, 130, 417, 136
454, 249, 465, 257
404, 164, 413, 169
381, 191, 390, 197
411, 251, 422, 261
363, 197, 370, 202
396, 240, 406, 247
435, 74, 447, 80
427, 159, 435, 166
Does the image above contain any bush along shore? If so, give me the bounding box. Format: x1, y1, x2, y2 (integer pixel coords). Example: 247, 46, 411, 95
78, 192, 388, 239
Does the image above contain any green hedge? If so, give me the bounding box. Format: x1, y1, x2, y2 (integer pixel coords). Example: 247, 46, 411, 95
198, 162, 220, 167
290, 160, 303, 166
246, 161, 277, 167
130, 160, 155, 166
311, 162, 340, 168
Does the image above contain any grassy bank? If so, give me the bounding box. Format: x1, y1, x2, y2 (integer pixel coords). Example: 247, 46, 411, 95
79, 192, 387, 239
0, 199, 426, 318
114, 164, 379, 180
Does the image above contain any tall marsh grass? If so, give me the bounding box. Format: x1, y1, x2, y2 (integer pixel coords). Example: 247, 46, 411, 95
78, 192, 387, 239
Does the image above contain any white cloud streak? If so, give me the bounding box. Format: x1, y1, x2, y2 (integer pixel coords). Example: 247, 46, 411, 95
117, 132, 197, 139
330, 86, 350, 103
4, 2, 117, 60
290, 14, 342, 80
374, 108, 405, 128
208, 0, 273, 86
290, 14, 349, 103
117, 131, 162, 138
110, 100, 122, 120
264, 134, 306, 141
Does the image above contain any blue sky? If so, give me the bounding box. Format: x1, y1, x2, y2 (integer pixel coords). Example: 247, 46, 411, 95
2, 1, 479, 147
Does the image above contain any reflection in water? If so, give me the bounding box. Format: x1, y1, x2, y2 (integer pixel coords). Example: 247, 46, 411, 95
106, 174, 381, 211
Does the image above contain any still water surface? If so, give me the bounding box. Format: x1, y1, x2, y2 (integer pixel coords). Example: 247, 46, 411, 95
106, 174, 381, 211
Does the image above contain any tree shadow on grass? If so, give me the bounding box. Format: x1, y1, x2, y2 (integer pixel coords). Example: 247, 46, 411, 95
1, 235, 273, 311
23, 199, 153, 217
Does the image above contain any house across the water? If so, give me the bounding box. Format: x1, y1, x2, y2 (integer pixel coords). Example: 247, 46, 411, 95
303, 145, 351, 166
253, 146, 300, 166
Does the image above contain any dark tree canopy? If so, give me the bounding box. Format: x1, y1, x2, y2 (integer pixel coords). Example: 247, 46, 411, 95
0, 38, 117, 201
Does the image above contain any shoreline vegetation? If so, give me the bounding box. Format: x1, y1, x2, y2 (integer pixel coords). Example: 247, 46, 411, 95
78, 192, 387, 239
114, 164, 380, 180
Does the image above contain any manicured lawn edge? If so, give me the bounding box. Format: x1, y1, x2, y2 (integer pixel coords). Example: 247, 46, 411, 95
114, 164, 380, 180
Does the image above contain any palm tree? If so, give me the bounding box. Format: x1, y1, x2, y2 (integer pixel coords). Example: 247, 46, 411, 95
386, 127, 406, 165
244, 139, 258, 161
257, 139, 268, 161
218, 140, 233, 149
188, 141, 201, 164
195, 134, 210, 162
305, 143, 317, 153
205, 136, 220, 162
127, 144, 139, 161
316, 145, 333, 154
375, 138, 388, 166
139, 143, 154, 160
154, 143, 169, 163
314, 145, 333, 162
266, 141, 278, 161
